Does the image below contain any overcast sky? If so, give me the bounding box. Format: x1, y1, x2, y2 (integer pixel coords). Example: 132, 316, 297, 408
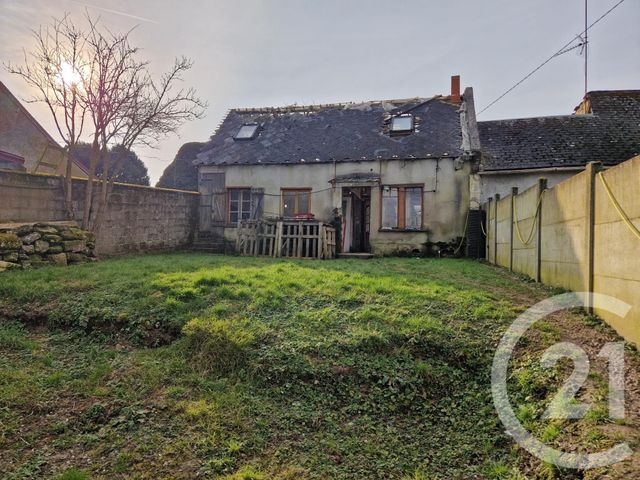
1, 0, 638, 184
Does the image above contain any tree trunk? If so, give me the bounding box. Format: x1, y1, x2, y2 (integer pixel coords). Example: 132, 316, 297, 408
82, 137, 101, 229
65, 143, 75, 219
91, 151, 124, 233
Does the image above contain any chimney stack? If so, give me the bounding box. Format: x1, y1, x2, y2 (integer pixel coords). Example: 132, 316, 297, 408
450, 75, 461, 103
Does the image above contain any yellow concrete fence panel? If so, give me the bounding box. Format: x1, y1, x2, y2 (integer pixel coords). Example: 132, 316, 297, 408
483, 158, 640, 346
539, 170, 587, 292
593, 155, 640, 345
511, 184, 539, 278
495, 195, 512, 267
541, 171, 587, 226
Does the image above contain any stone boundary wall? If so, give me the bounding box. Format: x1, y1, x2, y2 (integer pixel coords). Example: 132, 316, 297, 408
484, 156, 640, 346
0, 170, 199, 256
0, 222, 96, 271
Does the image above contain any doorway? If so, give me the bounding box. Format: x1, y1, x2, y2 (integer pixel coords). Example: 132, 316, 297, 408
342, 187, 370, 253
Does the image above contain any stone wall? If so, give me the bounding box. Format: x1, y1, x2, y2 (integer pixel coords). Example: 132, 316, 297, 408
0, 170, 199, 256
0, 221, 95, 271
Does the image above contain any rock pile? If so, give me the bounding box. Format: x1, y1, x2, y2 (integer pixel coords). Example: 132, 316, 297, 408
0, 221, 96, 271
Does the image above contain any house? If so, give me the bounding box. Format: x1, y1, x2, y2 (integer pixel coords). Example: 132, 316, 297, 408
194, 76, 481, 256
0, 81, 88, 177
475, 89, 640, 201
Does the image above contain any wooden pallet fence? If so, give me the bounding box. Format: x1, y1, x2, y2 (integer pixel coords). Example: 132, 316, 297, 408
236, 219, 336, 259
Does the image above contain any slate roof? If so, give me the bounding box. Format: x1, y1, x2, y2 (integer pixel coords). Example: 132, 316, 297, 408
195, 97, 464, 166
478, 90, 640, 171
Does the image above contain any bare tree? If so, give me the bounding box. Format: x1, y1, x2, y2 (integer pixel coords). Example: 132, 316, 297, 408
6, 15, 88, 215
8, 13, 205, 232
90, 57, 206, 231
80, 17, 146, 228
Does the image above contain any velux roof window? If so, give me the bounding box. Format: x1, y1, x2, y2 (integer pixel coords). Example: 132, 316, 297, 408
390, 115, 413, 133
234, 123, 259, 140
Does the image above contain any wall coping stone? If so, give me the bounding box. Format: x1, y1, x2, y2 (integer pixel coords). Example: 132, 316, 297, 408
0, 167, 200, 195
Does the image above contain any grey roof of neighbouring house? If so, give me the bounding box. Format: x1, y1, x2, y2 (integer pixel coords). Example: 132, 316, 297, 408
478, 90, 640, 172
195, 96, 465, 166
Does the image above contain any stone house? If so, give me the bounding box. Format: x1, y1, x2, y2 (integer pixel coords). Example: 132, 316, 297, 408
0, 81, 88, 177
475, 89, 640, 201
194, 77, 481, 256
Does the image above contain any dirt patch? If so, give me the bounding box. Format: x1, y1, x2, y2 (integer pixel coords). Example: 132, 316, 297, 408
513, 308, 640, 479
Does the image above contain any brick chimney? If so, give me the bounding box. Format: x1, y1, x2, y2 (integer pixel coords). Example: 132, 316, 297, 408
450, 75, 461, 104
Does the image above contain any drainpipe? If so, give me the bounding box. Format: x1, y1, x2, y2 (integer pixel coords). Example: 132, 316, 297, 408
510, 187, 518, 272
494, 194, 500, 265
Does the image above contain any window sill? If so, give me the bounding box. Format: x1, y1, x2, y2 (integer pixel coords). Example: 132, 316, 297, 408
378, 228, 427, 233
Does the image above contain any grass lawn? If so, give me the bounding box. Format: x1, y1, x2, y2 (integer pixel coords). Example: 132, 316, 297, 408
0, 253, 638, 479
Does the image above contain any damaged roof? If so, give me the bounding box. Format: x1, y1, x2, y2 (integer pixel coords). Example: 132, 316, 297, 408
478, 90, 640, 171
195, 96, 465, 166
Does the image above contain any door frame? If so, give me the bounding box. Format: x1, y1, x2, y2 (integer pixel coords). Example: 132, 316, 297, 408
342, 186, 371, 253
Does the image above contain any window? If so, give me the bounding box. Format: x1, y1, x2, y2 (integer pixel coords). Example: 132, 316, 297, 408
405, 187, 422, 229
382, 187, 398, 228
381, 185, 423, 230
390, 115, 413, 133
234, 123, 259, 140
228, 188, 252, 223
282, 188, 311, 217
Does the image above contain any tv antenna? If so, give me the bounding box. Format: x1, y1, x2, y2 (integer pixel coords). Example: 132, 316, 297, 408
584, 0, 589, 95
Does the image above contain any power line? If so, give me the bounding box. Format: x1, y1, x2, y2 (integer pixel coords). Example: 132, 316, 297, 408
478, 0, 626, 116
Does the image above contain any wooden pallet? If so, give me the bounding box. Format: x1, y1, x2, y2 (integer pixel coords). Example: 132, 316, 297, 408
236, 219, 336, 259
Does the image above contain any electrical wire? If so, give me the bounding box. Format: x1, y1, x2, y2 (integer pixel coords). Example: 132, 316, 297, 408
478, 0, 626, 115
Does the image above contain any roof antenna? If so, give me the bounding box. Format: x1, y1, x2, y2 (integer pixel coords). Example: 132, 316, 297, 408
584, 0, 588, 95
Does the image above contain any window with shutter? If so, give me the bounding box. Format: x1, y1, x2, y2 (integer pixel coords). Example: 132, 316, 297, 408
228, 188, 252, 224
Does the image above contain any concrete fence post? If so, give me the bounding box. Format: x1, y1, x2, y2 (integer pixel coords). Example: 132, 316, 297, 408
584, 162, 601, 313
494, 193, 500, 265
485, 198, 492, 261
510, 187, 518, 271
535, 178, 547, 283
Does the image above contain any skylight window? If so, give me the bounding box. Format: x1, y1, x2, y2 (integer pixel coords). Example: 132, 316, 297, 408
390, 115, 413, 133
234, 123, 259, 140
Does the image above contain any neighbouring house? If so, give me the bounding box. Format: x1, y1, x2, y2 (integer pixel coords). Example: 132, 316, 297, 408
475, 89, 640, 201
0, 81, 88, 177
194, 76, 481, 256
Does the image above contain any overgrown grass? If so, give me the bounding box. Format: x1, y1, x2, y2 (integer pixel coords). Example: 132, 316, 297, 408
0, 253, 636, 479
